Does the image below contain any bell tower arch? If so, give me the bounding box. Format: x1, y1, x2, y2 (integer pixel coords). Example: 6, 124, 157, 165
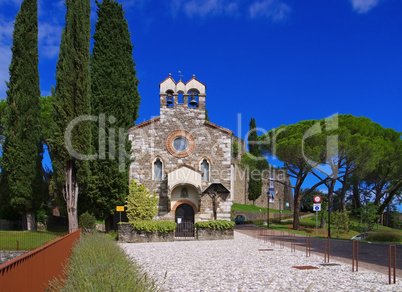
159, 73, 206, 120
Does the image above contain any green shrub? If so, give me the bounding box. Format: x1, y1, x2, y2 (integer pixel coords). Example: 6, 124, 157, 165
365, 230, 402, 243
195, 220, 235, 230
126, 180, 158, 221
331, 211, 349, 236
78, 212, 96, 231
128, 221, 177, 233
47, 233, 156, 291
231, 141, 240, 158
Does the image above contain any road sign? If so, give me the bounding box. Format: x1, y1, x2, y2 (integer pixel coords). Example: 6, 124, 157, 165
116, 206, 124, 212
285, 202, 289, 207
313, 203, 321, 211
313, 195, 321, 203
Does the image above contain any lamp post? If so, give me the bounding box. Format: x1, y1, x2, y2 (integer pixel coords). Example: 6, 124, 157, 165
267, 191, 274, 227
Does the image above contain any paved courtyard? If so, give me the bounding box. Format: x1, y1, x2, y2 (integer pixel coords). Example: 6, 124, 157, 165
120, 230, 402, 291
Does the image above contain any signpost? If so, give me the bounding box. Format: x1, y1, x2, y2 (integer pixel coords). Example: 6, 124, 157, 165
116, 206, 124, 223
313, 203, 321, 236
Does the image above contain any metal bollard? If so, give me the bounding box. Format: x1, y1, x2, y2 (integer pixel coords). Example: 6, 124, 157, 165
280, 231, 284, 249
324, 237, 330, 263
306, 235, 311, 257
291, 233, 295, 252
352, 240, 359, 272
389, 245, 396, 284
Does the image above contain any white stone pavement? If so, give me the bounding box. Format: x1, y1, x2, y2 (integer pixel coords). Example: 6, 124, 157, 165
119, 232, 402, 292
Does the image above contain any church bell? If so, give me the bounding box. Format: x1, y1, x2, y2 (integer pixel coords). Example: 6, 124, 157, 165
189, 95, 198, 106
166, 95, 173, 105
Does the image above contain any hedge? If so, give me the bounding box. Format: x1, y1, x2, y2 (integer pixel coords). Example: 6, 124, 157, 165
195, 220, 235, 230
128, 221, 177, 233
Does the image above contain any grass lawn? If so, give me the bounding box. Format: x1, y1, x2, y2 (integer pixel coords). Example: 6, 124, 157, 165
0, 230, 66, 250
264, 214, 402, 243
232, 203, 293, 214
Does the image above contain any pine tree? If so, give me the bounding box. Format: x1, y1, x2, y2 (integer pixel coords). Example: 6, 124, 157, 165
81, 0, 140, 231
51, 0, 91, 232
2, 0, 44, 230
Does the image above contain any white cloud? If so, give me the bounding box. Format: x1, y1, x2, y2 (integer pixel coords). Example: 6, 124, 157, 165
248, 0, 291, 21
0, 45, 11, 99
169, 0, 291, 20
0, 0, 22, 6
38, 22, 62, 59
349, 0, 380, 13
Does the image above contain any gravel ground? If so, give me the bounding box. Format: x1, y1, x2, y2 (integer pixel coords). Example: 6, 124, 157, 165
120, 232, 402, 292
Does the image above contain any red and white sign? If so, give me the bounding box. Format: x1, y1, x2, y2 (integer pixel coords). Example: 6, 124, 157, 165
313, 195, 321, 203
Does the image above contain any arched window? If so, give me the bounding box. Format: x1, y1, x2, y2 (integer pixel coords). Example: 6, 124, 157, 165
178, 92, 184, 104
201, 159, 210, 181
153, 157, 163, 180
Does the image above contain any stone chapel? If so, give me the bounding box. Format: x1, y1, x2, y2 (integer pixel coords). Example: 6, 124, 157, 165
128, 74, 293, 225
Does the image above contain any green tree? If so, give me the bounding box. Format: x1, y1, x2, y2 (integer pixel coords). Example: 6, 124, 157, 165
81, 0, 140, 231
247, 118, 263, 203
360, 203, 380, 231
51, 0, 91, 232
260, 120, 328, 230
1, 0, 44, 230
331, 211, 349, 236
126, 180, 158, 222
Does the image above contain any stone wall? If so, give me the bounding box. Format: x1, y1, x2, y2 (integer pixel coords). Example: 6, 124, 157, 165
118, 223, 175, 243
0, 251, 27, 265
196, 227, 234, 240
232, 210, 293, 222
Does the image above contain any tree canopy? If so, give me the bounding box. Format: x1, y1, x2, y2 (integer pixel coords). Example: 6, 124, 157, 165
1, 0, 44, 230
80, 0, 140, 231
51, 0, 91, 232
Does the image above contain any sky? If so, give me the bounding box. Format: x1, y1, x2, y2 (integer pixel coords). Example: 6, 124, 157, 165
0, 0, 401, 208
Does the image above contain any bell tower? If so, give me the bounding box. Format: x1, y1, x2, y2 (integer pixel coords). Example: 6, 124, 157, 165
159, 73, 206, 121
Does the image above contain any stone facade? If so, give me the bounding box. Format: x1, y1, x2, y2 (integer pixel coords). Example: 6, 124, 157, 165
128, 74, 294, 225
128, 75, 235, 223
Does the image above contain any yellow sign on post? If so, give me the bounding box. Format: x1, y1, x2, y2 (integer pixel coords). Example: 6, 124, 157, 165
116, 206, 124, 212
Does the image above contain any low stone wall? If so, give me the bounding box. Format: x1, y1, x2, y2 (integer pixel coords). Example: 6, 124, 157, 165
118, 223, 175, 243
196, 227, 234, 241
232, 210, 292, 222
0, 251, 27, 265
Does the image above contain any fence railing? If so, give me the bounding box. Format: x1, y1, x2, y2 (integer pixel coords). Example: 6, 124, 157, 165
0, 229, 81, 291
0, 231, 67, 250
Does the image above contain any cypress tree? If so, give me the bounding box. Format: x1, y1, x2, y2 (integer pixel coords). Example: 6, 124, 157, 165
82, 0, 140, 231
247, 118, 262, 203
52, 0, 91, 232
2, 0, 43, 230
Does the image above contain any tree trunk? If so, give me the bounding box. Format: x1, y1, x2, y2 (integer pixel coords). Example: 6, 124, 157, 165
25, 211, 37, 231
293, 190, 302, 230
105, 215, 114, 233
64, 161, 79, 233
327, 179, 336, 238
352, 181, 361, 210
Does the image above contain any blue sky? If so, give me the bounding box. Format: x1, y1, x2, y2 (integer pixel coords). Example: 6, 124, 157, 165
0, 0, 401, 208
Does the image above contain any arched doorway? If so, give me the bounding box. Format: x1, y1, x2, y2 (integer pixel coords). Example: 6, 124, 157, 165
175, 203, 194, 237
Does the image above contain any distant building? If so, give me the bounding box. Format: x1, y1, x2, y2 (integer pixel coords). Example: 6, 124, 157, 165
128, 74, 293, 225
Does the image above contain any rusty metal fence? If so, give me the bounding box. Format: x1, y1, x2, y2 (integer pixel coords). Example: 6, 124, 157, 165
0, 229, 81, 291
